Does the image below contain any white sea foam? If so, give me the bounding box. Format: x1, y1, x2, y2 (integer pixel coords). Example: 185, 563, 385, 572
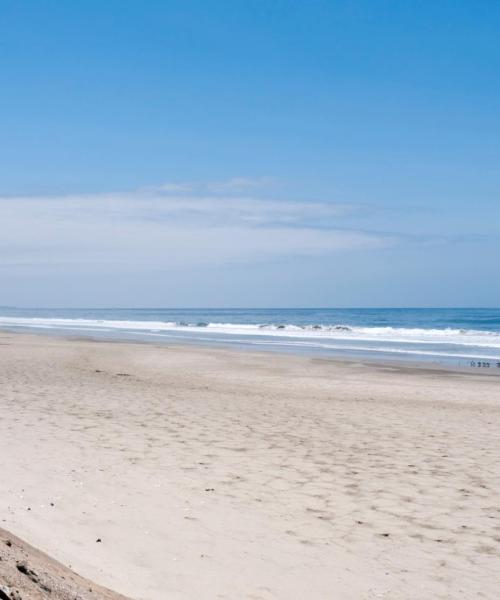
138, 332, 500, 360
1, 316, 500, 350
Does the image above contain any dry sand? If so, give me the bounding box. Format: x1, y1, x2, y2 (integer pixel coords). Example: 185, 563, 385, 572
0, 331, 499, 599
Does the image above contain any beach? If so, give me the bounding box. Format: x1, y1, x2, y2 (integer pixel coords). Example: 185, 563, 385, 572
0, 331, 499, 599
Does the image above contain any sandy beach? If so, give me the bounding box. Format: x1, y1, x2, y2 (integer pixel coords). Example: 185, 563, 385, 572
0, 331, 499, 599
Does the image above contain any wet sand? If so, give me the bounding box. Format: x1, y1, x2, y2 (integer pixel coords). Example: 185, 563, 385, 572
0, 331, 499, 599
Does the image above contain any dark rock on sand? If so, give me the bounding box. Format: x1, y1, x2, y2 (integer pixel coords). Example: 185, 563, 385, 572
0, 585, 22, 600
0, 528, 129, 600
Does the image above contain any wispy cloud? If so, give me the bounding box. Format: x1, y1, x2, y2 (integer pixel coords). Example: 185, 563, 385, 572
140, 177, 274, 196
205, 176, 276, 194
0, 182, 392, 270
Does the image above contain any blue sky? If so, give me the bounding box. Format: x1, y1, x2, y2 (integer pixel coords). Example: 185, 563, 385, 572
1, 1, 499, 307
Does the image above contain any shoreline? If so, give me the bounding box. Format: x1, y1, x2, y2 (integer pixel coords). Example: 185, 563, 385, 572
2, 326, 500, 377
1, 331, 499, 598
2, 306, 500, 372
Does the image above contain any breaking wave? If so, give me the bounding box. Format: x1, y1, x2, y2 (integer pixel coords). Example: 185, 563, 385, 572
1, 316, 500, 349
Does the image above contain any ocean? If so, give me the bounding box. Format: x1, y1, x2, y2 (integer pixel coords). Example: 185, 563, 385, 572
1, 307, 500, 371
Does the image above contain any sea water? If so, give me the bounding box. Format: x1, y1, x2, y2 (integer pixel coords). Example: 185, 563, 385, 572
1, 307, 500, 371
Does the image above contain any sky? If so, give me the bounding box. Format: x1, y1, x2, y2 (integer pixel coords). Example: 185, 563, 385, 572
1, 0, 499, 307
